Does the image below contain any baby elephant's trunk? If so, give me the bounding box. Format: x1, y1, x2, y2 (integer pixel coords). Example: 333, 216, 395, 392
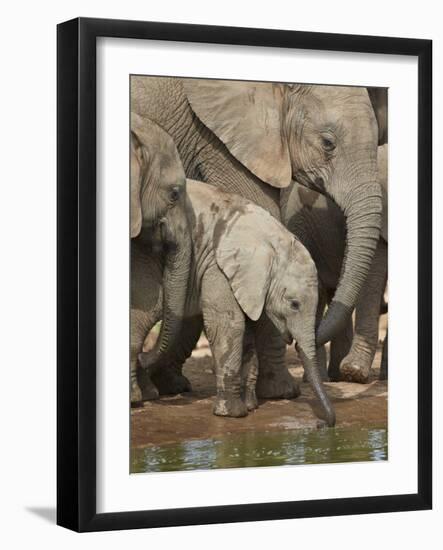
297, 344, 336, 427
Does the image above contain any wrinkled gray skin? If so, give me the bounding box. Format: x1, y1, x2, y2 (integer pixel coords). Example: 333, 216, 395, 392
130, 113, 193, 403
139, 181, 335, 426
130, 113, 294, 403
132, 77, 383, 351
132, 77, 291, 399
281, 144, 388, 383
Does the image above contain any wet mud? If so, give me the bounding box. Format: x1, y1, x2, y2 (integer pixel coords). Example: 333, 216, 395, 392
131, 315, 387, 472
131, 343, 387, 448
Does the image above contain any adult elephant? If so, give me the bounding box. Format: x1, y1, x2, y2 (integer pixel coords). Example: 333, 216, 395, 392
281, 144, 388, 383
131, 77, 383, 350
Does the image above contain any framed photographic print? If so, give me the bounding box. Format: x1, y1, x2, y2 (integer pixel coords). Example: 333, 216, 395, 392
57, 17, 432, 532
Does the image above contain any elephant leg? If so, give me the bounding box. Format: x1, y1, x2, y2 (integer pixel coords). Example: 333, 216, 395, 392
255, 315, 300, 399
379, 329, 388, 380
339, 240, 388, 383
150, 315, 203, 394
131, 245, 165, 403
241, 323, 259, 411
131, 308, 160, 405
132, 242, 196, 397
201, 266, 248, 418
328, 317, 353, 381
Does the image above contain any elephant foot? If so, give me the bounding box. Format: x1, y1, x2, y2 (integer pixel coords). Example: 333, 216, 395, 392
141, 381, 160, 401
131, 381, 144, 407
213, 395, 248, 418
244, 388, 258, 411
256, 369, 299, 400
339, 359, 370, 384
137, 367, 160, 401
151, 367, 192, 395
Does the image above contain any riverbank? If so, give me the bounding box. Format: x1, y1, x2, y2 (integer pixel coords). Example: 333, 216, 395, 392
131, 343, 387, 450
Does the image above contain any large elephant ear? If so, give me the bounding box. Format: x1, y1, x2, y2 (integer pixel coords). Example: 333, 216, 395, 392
130, 113, 157, 238
214, 206, 276, 320
130, 133, 143, 238
131, 111, 157, 152
130, 111, 151, 238
367, 87, 388, 145
183, 79, 292, 188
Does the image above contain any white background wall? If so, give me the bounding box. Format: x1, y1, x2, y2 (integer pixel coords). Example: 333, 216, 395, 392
0, 1, 440, 547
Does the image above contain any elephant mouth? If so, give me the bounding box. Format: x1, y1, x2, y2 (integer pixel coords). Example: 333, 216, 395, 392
295, 170, 326, 195
282, 331, 293, 345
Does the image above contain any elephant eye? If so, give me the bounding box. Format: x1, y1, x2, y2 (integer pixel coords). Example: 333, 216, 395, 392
290, 299, 300, 311
321, 135, 336, 152
169, 186, 181, 202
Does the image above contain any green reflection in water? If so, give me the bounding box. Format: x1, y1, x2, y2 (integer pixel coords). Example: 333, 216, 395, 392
131, 426, 387, 473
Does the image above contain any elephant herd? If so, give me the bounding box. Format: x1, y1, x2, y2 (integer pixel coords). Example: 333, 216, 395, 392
130, 77, 388, 427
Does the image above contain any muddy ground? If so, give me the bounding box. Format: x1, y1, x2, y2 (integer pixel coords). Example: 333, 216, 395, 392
131, 321, 388, 449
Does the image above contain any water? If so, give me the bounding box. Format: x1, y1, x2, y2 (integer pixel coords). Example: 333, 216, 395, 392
131, 426, 387, 473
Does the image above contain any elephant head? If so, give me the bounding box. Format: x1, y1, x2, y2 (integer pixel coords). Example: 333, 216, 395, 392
214, 205, 335, 426
184, 80, 383, 346
131, 112, 192, 362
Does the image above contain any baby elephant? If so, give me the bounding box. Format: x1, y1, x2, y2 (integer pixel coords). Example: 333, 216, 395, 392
139, 181, 336, 426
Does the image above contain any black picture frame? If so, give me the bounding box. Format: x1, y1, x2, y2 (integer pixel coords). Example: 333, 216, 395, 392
57, 17, 432, 532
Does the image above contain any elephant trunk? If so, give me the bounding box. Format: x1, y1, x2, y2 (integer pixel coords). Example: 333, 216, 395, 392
139, 203, 192, 370
316, 173, 383, 346
297, 343, 336, 427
